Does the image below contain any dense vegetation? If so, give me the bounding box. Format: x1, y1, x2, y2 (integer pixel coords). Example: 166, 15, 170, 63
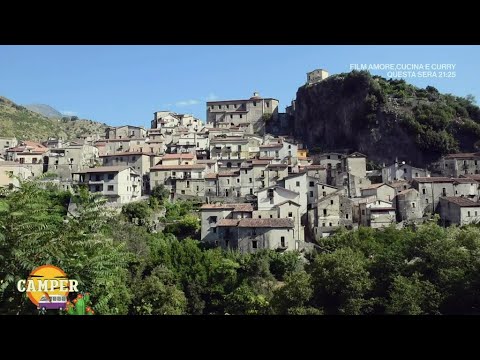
0, 96, 107, 141
2, 179, 480, 315
345, 71, 480, 156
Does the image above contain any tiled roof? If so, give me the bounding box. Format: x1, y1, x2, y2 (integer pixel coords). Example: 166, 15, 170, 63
413, 177, 454, 183
305, 165, 327, 170
453, 178, 478, 184
218, 171, 239, 177
196, 159, 217, 164
205, 173, 217, 179
75, 166, 133, 173
396, 188, 418, 196
161, 153, 195, 160
201, 203, 254, 212
252, 160, 271, 165
361, 183, 394, 191
461, 174, 480, 181
100, 152, 156, 157
441, 197, 480, 207
217, 218, 294, 228
151, 165, 206, 170
444, 153, 480, 159
274, 200, 301, 207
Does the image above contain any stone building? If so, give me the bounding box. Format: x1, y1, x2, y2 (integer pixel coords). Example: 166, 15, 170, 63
439, 197, 480, 226
206, 92, 279, 135
395, 188, 423, 222
359, 199, 396, 228
105, 125, 147, 140
149, 164, 206, 198
0, 162, 32, 189
436, 153, 480, 178
307, 69, 329, 85
381, 160, 430, 183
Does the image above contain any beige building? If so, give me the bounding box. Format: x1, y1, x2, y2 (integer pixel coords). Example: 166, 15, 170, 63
6, 141, 48, 177
0, 162, 33, 189
360, 183, 396, 203
105, 125, 147, 140
436, 153, 480, 178
412, 177, 455, 214
149, 164, 206, 198
72, 166, 141, 204
0, 137, 17, 156
381, 160, 430, 182
206, 92, 279, 135
307, 69, 329, 85
216, 218, 295, 253
359, 200, 396, 228
159, 153, 196, 166
396, 188, 423, 222
45, 143, 99, 180
439, 197, 480, 226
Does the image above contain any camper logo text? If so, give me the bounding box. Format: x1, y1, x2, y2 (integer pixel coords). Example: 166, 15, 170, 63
17, 265, 79, 310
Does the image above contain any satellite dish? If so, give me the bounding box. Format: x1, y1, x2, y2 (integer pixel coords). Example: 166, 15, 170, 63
402, 161, 406, 165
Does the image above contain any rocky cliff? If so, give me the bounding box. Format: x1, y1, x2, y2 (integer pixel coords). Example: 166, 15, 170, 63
293, 71, 480, 167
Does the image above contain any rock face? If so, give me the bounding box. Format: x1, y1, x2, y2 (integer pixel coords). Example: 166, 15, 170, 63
292, 71, 480, 167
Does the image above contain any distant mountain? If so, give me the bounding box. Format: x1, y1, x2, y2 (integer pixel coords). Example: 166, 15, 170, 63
24, 103, 63, 118
0, 96, 108, 142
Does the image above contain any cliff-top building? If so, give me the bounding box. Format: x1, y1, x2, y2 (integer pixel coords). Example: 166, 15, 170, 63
206, 92, 279, 135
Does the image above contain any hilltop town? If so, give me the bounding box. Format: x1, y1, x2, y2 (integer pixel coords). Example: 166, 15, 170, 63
2, 69, 480, 255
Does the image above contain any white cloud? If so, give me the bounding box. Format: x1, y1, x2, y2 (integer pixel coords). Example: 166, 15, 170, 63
61, 110, 77, 116
176, 99, 201, 106
205, 93, 218, 101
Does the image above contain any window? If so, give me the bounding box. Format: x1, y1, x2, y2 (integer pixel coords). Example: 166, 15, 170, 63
346, 214, 349, 219
415, 173, 419, 177
322, 185, 325, 190
252, 240, 258, 249
258, 215, 262, 219
266, 102, 270, 108
218, 105, 221, 109
181, 190, 185, 194
422, 188, 426, 195
108, 185, 114, 191
186, 181, 190, 188
244, 169, 248, 174
323, 191, 326, 196
288, 145, 291, 149
296, 181, 300, 187
309, 181, 314, 187
442, 187, 446, 196
330, 200, 334, 205
240, 115, 243, 119
288, 212, 293, 217
227, 179, 230, 185
108, 174, 114, 180
476, 211, 478, 216
280, 236, 285, 247
131, 156, 136, 161
329, 223, 332, 226
426, 198, 429, 204
323, 209, 327, 216
95, 185, 102, 192
20, 158, 25, 164
250, 188, 253, 195
32, 158, 37, 164
253, 102, 257, 106
468, 211, 471, 217
322, 223, 325, 227
327, 155, 331, 159
213, 227, 217, 233
172, 171, 176, 177
361, 209, 365, 215
270, 215, 273, 218
230, 114, 233, 119
310, 191, 314, 197
404, 168, 407, 173
476, 160, 478, 165
275, 151, 279, 157
249, 178, 252, 183
237, 178, 240, 183
412, 202, 416, 208
196, 186, 199, 191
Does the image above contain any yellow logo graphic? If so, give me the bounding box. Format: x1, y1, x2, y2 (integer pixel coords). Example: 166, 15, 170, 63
17, 265, 78, 310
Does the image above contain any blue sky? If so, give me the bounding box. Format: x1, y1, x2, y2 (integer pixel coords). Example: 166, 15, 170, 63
0, 45, 478, 127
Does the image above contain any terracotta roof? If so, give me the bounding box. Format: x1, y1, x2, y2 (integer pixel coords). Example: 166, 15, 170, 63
283, 172, 307, 180
444, 153, 480, 159
201, 203, 253, 212
453, 178, 478, 184
238, 218, 294, 228
205, 173, 217, 179
257, 185, 300, 196
196, 159, 217, 164
461, 174, 480, 181
100, 138, 146, 142
267, 164, 288, 169
258, 157, 274, 160
441, 197, 480, 207
413, 177, 454, 183
252, 160, 271, 165
151, 165, 206, 171
216, 219, 241, 227
217, 218, 293, 228
369, 207, 395, 211
74, 166, 134, 173
161, 153, 195, 160
100, 152, 156, 157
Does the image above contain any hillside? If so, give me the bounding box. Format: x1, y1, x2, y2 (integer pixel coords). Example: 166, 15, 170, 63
0, 96, 108, 142
293, 71, 480, 167
24, 103, 63, 118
